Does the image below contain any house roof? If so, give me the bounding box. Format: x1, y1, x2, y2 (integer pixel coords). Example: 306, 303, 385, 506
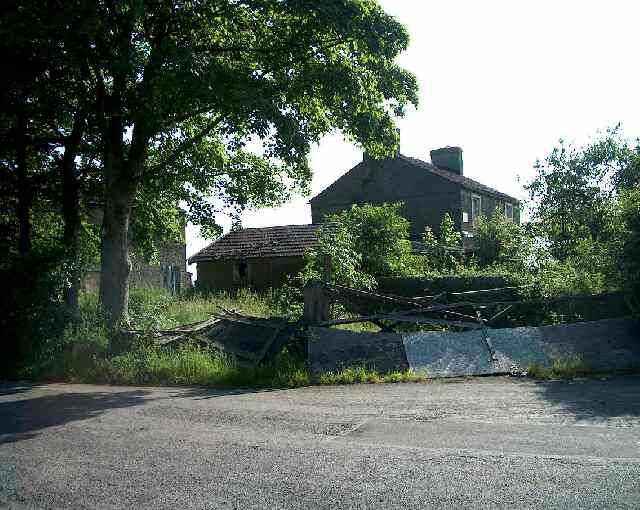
310, 154, 520, 204
188, 224, 327, 263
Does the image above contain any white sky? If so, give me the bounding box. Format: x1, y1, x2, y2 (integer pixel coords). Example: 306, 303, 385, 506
187, 0, 640, 275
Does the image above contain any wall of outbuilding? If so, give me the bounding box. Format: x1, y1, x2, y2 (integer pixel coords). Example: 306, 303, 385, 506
196, 256, 306, 293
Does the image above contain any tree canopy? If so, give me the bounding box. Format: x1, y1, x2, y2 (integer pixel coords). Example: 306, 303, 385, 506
0, 0, 419, 329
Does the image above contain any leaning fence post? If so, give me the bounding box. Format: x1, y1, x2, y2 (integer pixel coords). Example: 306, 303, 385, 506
303, 281, 330, 325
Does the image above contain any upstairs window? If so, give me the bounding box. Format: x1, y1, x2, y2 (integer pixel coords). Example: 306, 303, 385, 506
471, 194, 482, 224
504, 203, 514, 222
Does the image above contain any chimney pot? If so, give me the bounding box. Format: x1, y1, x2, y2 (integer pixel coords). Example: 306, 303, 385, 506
430, 146, 463, 176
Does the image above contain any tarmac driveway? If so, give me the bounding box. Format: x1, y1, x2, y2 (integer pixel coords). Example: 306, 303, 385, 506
1, 376, 639, 509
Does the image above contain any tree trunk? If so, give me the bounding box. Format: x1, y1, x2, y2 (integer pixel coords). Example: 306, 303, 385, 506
99, 158, 138, 330
61, 112, 84, 321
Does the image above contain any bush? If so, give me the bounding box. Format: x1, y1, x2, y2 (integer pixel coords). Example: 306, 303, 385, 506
421, 213, 462, 273
0, 249, 67, 377
324, 203, 422, 277
474, 212, 533, 272
614, 187, 640, 305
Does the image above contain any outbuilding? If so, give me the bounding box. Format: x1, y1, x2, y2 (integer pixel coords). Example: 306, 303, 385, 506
189, 224, 325, 293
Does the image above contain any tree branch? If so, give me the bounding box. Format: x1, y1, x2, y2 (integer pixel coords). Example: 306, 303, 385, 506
146, 115, 224, 176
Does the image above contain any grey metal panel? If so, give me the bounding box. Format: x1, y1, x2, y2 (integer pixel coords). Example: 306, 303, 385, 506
403, 318, 640, 378
403, 330, 518, 378
536, 318, 640, 370
308, 327, 409, 374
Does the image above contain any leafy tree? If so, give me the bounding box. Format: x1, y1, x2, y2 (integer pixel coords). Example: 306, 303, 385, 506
611, 187, 640, 305
525, 126, 640, 261
273, 203, 418, 318
301, 224, 377, 290
0, 0, 98, 319
43, 0, 418, 329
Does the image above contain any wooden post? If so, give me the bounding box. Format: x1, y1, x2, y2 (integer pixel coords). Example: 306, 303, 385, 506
303, 281, 330, 325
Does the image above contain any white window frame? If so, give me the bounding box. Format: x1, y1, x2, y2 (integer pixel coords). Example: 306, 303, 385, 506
471, 194, 482, 224
504, 202, 514, 222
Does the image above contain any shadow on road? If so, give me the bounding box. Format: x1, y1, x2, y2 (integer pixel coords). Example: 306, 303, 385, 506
179, 386, 286, 400
0, 389, 150, 444
0, 382, 40, 397
532, 376, 640, 420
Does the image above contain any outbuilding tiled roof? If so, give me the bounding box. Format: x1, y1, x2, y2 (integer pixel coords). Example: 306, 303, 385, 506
188, 224, 327, 263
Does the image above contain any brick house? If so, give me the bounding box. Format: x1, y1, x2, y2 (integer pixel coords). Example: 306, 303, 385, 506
192, 146, 520, 292
310, 147, 520, 248
189, 224, 326, 292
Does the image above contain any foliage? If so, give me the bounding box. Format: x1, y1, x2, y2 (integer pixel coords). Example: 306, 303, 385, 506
527, 356, 593, 380
525, 126, 640, 261
611, 187, 640, 304
421, 213, 462, 273
317, 366, 424, 385
0, 249, 67, 377
325, 203, 422, 277
272, 203, 422, 317
474, 212, 533, 272
307, 222, 378, 289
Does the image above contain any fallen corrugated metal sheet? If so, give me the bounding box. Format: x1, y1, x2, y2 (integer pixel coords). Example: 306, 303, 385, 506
310, 318, 640, 377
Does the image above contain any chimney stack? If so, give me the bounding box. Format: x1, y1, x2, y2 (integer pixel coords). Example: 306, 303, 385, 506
430, 146, 463, 176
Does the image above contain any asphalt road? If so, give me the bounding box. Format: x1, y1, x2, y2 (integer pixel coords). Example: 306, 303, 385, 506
1, 376, 640, 509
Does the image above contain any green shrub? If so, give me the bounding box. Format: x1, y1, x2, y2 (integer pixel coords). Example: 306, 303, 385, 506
614, 187, 640, 306
474, 212, 533, 272
421, 213, 462, 273
325, 203, 422, 277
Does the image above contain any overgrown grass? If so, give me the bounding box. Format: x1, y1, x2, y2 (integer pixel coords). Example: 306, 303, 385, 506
88, 345, 312, 388
19, 288, 427, 388
126, 287, 275, 330
528, 356, 640, 380
527, 356, 593, 379
318, 366, 425, 385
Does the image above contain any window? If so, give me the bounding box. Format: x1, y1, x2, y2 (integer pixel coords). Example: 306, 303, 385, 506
471, 194, 482, 223
504, 202, 514, 222
233, 261, 249, 284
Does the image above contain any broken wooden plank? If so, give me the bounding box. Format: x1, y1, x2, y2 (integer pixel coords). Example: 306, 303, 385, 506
487, 305, 514, 326
316, 314, 481, 330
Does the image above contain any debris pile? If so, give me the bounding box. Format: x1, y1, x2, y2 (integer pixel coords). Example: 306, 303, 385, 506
145, 307, 290, 367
